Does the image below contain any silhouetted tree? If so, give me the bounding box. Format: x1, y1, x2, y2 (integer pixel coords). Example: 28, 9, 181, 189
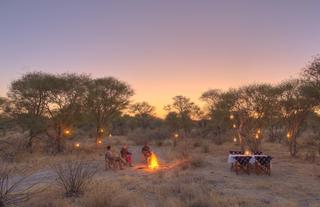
130, 101, 155, 129
46, 73, 90, 152
86, 77, 134, 142
277, 79, 316, 156
7, 72, 53, 152
165, 95, 201, 135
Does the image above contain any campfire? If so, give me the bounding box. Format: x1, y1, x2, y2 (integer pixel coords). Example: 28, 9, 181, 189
148, 152, 159, 170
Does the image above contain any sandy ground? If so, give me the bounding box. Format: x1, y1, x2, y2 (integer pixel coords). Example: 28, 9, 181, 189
5, 140, 320, 207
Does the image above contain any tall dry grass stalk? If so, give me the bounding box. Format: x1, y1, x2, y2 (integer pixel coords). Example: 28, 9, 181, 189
52, 160, 97, 197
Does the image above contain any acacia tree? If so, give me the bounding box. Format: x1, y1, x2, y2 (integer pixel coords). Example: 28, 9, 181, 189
86, 77, 134, 142
302, 55, 320, 104
45, 73, 90, 152
165, 95, 201, 135
277, 79, 316, 157
223, 84, 276, 151
129, 101, 156, 129
7, 72, 53, 152
200, 89, 229, 137
0, 97, 10, 136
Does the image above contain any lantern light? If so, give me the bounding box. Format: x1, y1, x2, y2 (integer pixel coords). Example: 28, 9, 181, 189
230, 114, 234, 120
255, 134, 259, 139
233, 137, 237, 142
233, 124, 236, 128
109, 133, 112, 137
244, 150, 251, 155
257, 129, 261, 134
174, 133, 179, 138
64, 129, 71, 136
286, 132, 291, 139
75, 143, 80, 148
97, 140, 102, 144
99, 128, 104, 133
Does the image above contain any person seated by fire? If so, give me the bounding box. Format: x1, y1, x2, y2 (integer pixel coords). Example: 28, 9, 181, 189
141, 143, 152, 163
105, 145, 125, 170
120, 144, 133, 167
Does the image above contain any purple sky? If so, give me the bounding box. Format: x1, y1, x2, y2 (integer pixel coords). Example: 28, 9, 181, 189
1, 0, 320, 115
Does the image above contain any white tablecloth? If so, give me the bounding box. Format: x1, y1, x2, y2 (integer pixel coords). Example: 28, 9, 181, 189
227, 155, 268, 164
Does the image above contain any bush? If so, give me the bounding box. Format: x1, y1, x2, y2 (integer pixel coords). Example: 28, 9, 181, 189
0, 165, 37, 206
53, 160, 97, 197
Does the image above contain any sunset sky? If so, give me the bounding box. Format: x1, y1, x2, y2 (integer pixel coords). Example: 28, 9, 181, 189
1, 0, 320, 116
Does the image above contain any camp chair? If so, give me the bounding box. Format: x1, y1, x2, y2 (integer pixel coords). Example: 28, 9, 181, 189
253, 151, 263, 155
229, 151, 244, 171
105, 156, 115, 170
105, 153, 124, 171
255, 156, 272, 176
234, 156, 252, 175
142, 151, 152, 164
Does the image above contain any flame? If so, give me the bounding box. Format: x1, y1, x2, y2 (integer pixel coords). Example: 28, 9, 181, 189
148, 152, 159, 170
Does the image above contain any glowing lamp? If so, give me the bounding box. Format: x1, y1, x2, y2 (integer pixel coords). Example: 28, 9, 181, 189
99, 129, 104, 133
97, 140, 102, 144
255, 134, 259, 139
286, 132, 291, 139
257, 129, 261, 134
75, 143, 80, 148
174, 133, 179, 138
64, 129, 71, 135
108, 133, 112, 137
233, 137, 237, 142
244, 150, 251, 155
230, 114, 234, 120
233, 124, 236, 128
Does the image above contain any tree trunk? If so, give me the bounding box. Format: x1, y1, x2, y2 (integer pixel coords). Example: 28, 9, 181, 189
55, 123, 63, 153
95, 123, 103, 144
289, 134, 298, 157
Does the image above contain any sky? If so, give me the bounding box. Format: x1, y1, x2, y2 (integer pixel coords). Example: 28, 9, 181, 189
0, 0, 320, 116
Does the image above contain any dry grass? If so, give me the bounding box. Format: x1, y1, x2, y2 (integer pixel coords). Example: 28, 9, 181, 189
3, 134, 320, 207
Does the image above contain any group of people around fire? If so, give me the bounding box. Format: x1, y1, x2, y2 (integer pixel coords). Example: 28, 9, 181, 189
105, 143, 152, 170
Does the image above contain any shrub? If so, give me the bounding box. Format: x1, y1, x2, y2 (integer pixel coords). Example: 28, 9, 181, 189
52, 160, 97, 197
0, 165, 37, 206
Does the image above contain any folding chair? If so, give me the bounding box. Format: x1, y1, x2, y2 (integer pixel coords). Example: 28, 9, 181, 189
255, 156, 272, 176
234, 156, 252, 175
229, 151, 244, 171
